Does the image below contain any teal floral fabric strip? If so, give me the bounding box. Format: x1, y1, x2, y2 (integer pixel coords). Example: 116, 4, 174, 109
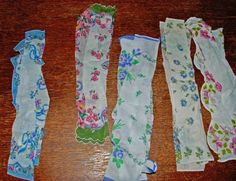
186, 17, 236, 162
104, 35, 159, 181
75, 4, 115, 144
8, 30, 50, 181
160, 18, 213, 171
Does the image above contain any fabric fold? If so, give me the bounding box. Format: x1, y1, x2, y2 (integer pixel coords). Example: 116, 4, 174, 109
160, 18, 213, 171
75, 3, 116, 144
186, 17, 236, 162
104, 35, 159, 181
8, 30, 50, 181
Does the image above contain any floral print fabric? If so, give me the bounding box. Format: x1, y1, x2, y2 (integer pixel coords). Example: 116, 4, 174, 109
186, 17, 236, 162
7, 30, 50, 181
104, 34, 159, 181
160, 18, 213, 171
75, 4, 115, 144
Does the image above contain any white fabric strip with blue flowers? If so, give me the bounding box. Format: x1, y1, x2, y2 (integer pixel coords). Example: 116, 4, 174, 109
7, 30, 50, 181
104, 34, 159, 181
160, 18, 214, 171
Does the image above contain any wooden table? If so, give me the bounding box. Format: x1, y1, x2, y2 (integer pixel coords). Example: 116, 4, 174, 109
1, 0, 236, 180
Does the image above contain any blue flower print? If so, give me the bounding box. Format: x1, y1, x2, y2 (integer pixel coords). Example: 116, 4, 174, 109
177, 43, 184, 51
191, 93, 199, 101
190, 84, 196, 92
186, 117, 194, 125
113, 148, 124, 159
171, 76, 177, 83
181, 99, 187, 107
189, 71, 194, 78
173, 128, 181, 150
187, 63, 193, 70
132, 48, 141, 56
119, 52, 132, 68
173, 59, 180, 65
119, 69, 128, 81
180, 70, 187, 78
181, 84, 188, 92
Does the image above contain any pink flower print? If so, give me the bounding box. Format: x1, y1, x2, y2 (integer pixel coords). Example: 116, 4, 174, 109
98, 35, 105, 42
96, 52, 102, 60
91, 50, 102, 60
91, 122, 98, 128
230, 137, 236, 155
86, 115, 93, 122
100, 24, 106, 29
93, 114, 99, 122
78, 119, 85, 128
91, 50, 96, 57
91, 75, 98, 81
200, 30, 210, 39
87, 108, 93, 114
215, 135, 223, 151
78, 21, 85, 29
204, 90, 209, 99
82, 10, 90, 19
92, 93, 98, 100
96, 18, 101, 25
215, 82, 222, 92
205, 71, 215, 82
91, 69, 100, 81
93, 70, 100, 76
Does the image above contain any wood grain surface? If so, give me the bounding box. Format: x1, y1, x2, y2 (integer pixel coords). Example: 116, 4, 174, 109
1, 0, 236, 180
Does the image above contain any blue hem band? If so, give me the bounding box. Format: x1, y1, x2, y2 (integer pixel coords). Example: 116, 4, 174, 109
119, 34, 160, 42
8, 169, 33, 181
25, 30, 45, 40
103, 176, 114, 181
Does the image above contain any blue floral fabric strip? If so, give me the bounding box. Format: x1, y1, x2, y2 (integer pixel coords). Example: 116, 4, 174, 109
104, 35, 159, 181
160, 18, 213, 171
7, 30, 50, 181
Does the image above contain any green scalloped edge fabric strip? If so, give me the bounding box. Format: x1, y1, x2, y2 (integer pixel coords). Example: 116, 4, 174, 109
89, 3, 116, 17
75, 122, 109, 144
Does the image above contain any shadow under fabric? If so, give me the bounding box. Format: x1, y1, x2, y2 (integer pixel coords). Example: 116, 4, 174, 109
160, 18, 214, 171
104, 35, 159, 181
75, 4, 116, 144
7, 30, 50, 181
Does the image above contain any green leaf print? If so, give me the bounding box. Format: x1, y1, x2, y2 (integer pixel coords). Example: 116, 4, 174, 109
112, 138, 120, 145
112, 120, 125, 131
127, 137, 132, 144
214, 123, 219, 130
118, 97, 125, 106
132, 59, 139, 65
184, 146, 192, 158
126, 72, 135, 82
136, 90, 142, 97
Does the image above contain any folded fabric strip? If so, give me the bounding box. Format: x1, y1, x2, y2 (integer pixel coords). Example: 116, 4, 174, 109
8, 30, 50, 181
186, 17, 236, 162
160, 18, 213, 171
104, 34, 159, 181
75, 3, 116, 144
